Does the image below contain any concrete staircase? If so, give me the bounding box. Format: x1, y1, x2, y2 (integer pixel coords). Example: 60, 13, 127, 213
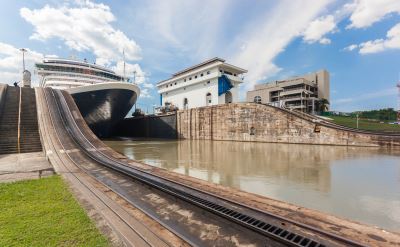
0, 86, 42, 155
0, 87, 20, 154
20, 87, 42, 153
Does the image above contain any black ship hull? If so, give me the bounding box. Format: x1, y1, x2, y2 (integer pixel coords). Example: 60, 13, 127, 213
69, 83, 139, 138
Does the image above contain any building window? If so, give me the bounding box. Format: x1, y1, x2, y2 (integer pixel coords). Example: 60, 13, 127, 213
254, 96, 262, 104
206, 92, 212, 106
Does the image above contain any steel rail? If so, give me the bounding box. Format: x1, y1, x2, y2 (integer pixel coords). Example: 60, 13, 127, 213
40, 88, 171, 247
54, 89, 367, 247
49, 88, 206, 247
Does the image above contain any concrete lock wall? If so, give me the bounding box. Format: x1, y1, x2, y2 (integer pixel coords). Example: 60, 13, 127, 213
114, 114, 177, 139
176, 103, 400, 147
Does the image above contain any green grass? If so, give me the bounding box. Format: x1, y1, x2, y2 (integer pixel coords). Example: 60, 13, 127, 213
0, 176, 109, 247
328, 115, 400, 132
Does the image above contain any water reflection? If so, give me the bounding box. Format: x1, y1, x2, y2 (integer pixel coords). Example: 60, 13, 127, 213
104, 139, 400, 231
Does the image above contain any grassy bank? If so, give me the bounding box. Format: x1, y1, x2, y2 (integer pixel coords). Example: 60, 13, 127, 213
328, 115, 400, 132
0, 176, 108, 247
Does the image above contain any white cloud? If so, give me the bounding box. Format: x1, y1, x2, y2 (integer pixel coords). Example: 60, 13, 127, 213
0, 42, 45, 86
112, 61, 154, 98
347, 0, 400, 29
358, 22, 400, 54
230, 0, 334, 90
20, 0, 141, 66
303, 15, 336, 44
343, 44, 358, 51
144, 0, 230, 59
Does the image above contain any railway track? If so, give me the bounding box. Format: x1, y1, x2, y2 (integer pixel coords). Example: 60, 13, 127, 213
44, 87, 369, 247
38, 87, 173, 247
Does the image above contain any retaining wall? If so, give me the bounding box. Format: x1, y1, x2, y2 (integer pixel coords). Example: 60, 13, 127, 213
0, 84, 8, 117
176, 103, 400, 147
113, 114, 177, 139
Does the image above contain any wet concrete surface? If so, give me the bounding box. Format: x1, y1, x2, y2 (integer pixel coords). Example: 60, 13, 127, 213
0, 152, 54, 182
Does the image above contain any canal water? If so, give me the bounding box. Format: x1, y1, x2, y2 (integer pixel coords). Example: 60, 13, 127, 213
104, 139, 400, 231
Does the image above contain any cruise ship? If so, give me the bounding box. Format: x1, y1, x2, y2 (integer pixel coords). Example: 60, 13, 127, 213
36, 58, 140, 137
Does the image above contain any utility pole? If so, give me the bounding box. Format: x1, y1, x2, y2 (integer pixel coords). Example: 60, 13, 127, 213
356, 113, 359, 129
19, 48, 27, 71
397, 73, 400, 122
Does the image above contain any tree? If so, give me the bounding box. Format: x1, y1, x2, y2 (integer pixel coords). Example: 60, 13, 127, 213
318, 98, 330, 113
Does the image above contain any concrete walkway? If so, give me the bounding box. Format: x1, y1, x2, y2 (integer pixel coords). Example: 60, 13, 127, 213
0, 152, 54, 183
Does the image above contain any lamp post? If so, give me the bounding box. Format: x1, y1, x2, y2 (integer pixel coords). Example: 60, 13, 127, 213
19, 48, 27, 71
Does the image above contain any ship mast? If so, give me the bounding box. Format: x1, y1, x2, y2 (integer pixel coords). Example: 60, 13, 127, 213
123, 49, 126, 81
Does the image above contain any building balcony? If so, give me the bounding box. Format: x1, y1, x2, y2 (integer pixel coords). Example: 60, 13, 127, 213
286, 104, 306, 109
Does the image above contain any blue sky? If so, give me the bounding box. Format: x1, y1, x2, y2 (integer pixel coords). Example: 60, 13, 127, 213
0, 0, 399, 112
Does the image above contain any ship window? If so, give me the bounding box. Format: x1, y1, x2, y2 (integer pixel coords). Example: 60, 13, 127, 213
189, 77, 192, 80
207, 81, 210, 84
195, 75, 197, 79
184, 79, 186, 82
201, 73, 203, 77
207, 71, 210, 75
174, 82, 177, 85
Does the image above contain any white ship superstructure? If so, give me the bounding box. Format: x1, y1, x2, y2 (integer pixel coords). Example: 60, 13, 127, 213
36, 58, 126, 89
35, 58, 140, 137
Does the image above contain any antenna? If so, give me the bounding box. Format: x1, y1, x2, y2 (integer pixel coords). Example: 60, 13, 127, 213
397, 72, 400, 122
123, 49, 126, 81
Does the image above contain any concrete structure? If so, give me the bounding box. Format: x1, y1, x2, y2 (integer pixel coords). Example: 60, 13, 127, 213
157, 57, 247, 110
22, 70, 31, 87
0, 152, 54, 183
246, 70, 330, 114
114, 114, 177, 139
176, 103, 400, 147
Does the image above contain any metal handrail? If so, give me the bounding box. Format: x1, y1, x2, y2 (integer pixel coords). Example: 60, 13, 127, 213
17, 86, 22, 153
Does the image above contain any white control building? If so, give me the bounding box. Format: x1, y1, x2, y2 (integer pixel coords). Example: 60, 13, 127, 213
157, 58, 247, 110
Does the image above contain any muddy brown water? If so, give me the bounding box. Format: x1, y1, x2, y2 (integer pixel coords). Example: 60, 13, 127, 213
104, 138, 400, 232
